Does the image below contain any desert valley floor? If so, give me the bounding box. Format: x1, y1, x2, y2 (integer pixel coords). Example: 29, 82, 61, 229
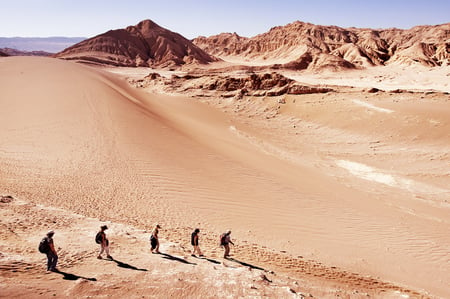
0, 56, 449, 298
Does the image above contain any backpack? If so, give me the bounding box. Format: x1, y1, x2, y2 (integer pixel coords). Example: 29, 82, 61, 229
220, 233, 227, 246
191, 232, 197, 246
95, 232, 103, 244
38, 237, 49, 254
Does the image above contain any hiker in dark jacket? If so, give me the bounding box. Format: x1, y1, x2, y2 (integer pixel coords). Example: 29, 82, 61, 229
191, 228, 204, 257
150, 224, 161, 254
97, 225, 112, 260
221, 230, 234, 258
45, 230, 58, 271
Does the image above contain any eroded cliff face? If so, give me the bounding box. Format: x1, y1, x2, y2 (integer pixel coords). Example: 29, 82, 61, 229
193, 21, 450, 70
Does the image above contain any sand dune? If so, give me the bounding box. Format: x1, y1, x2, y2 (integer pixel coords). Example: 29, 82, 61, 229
1, 56, 449, 297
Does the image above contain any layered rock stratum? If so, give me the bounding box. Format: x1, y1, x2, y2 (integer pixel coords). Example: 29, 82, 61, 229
193, 21, 450, 70
56, 20, 218, 67
56, 19, 449, 71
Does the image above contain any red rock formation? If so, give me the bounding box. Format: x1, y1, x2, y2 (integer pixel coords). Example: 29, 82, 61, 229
138, 72, 332, 96
56, 20, 218, 67
193, 21, 450, 69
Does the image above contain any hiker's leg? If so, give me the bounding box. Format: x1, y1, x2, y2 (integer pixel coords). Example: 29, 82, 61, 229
105, 245, 112, 258
46, 253, 52, 270
151, 238, 157, 252
51, 253, 58, 269
46, 251, 57, 270
224, 244, 230, 257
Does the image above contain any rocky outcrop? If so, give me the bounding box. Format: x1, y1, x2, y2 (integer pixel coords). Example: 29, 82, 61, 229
193, 21, 450, 69
135, 72, 332, 97
56, 20, 218, 67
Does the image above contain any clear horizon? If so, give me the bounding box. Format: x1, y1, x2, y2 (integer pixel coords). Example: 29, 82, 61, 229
1, 0, 449, 39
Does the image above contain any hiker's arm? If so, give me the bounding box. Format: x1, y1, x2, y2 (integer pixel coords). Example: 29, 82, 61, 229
49, 242, 57, 255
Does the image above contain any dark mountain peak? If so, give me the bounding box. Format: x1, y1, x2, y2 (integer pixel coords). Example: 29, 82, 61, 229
56, 19, 218, 67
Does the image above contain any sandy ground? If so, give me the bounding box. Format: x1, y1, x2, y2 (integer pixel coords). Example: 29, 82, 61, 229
286, 64, 450, 93
1, 56, 449, 298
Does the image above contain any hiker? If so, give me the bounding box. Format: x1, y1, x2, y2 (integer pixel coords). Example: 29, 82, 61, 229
96, 225, 112, 260
191, 228, 204, 257
150, 224, 161, 254
220, 230, 234, 258
42, 230, 58, 271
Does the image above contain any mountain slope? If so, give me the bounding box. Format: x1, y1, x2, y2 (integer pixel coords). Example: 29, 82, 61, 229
193, 21, 450, 70
56, 20, 218, 67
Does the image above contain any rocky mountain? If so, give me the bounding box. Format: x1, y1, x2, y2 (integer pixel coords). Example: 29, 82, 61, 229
0, 49, 8, 57
193, 21, 450, 70
56, 20, 218, 67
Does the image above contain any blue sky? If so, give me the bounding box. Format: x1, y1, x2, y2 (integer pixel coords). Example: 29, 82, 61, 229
1, 0, 449, 38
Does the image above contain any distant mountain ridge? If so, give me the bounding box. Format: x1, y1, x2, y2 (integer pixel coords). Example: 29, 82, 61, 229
51, 19, 450, 70
0, 47, 52, 57
193, 21, 450, 70
56, 20, 218, 67
0, 37, 85, 53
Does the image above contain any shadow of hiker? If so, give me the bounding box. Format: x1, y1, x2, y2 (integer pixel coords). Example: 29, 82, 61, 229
191, 255, 221, 264
225, 257, 265, 271
160, 253, 196, 265
205, 258, 221, 264
111, 258, 147, 271
53, 270, 97, 281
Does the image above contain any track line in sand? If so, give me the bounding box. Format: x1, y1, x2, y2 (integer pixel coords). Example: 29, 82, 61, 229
335, 159, 450, 206
352, 99, 394, 113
